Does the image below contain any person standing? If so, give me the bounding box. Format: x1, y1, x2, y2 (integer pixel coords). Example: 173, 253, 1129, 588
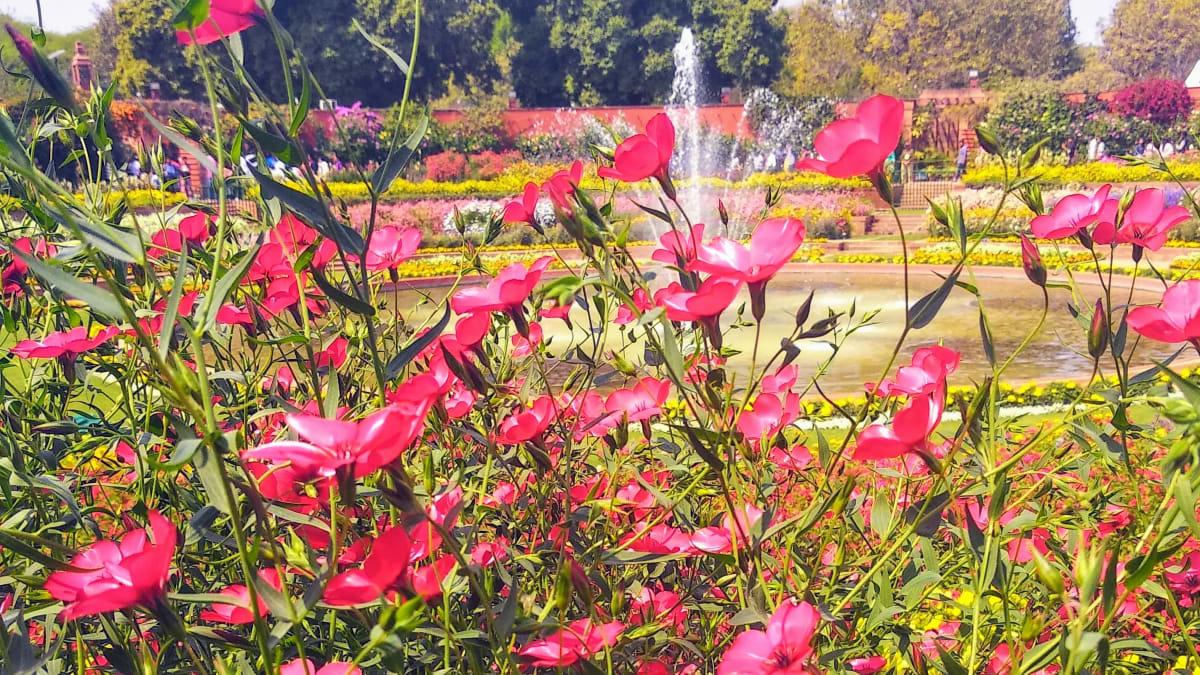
1087, 136, 1099, 162
954, 141, 969, 182
901, 148, 913, 183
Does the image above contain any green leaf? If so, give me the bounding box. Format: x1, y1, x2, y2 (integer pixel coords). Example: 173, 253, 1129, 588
14, 250, 124, 319
158, 249, 189, 360
194, 445, 234, 514
385, 306, 451, 380
311, 269, 375, 316
0, 112, 32, 170
352, 20, 409, 74
140, 104, 217, 177
0, 528, 87, 572
907, 271, 959, 330
372, 115, 427, 194
288, 69, 312, 137
172, 0, 211, 30
252, 171, 365, 255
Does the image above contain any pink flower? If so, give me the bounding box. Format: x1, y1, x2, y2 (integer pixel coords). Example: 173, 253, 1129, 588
737, 393, 800, 443
517, 619, 625, 668
868, 346, 959, 398
1092, 188, 1190, 251
503, 182, 541, 226
323, 527, 413, 607
853, 392, 943, 461
450, 257, 553, 316
849, 656, 887, 674
605, 377, 671, 423
365, 226, 421, 271
651, 224, 707, 267
243, 393, 434, 479
279, 659, 361, 675
615, 288, 654, 325
410, 556, 457, 600
44, 511, 176, 620
409, 487, 465, 561
544, 161, 585, 215
1165, 552, 1200, 603
796, 95, 903, 178
691, 218, 806, 285
623, 524, 695, 555
11, 326, 119, 359
469, 538, 509, 566
200, 569, 282, 624
2, 237, 55, 293
1128, 279, 1200, 348
717, 599, 819, 674
176, 0, 262, 45
598, 113, 674, 184
1030, 186, 1116, 240
692, 505, 767, 554
496, 396, 556, 445
657, 277, 743, 322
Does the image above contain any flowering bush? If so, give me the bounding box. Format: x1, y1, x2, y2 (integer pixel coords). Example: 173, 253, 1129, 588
964, 160, 1200, 187
7, 8, 1200, 675
1111, 79, 1193, 126
423, 151, 469, 181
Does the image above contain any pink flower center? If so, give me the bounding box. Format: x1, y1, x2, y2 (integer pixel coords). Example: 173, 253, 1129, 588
766, 644, 808, 671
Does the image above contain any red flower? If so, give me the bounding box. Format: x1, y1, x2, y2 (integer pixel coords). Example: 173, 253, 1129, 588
178, 212, 214, 243
411, 556, 457, 600
11, 326, 119, 359
279, 659, 361, 675
517, 619, 625, 668
1127, 279, 1200, 348
853, 392, 943, 461
450, 256, 553, 316
1030, 186, 1116, 240
598, 113, 675, 184
615, 288, 654, 325
656, 277, 743, 322
200, 569, 282, 624
365, 226, 421, 271
176, 0, 262, 45
496, 396, 556, 445
796, 95, 903, 178
244, 395, 434, 479
323, 527, 413, 607
690, 218, 806, 285
1092, 188, 1190, 251
692, 505, 767, 554
717, 599, 819, 675
44, 510, 176, 620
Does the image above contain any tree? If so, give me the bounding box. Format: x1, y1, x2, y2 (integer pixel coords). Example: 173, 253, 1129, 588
692, 0, 786, 94
111, 0, 202, 99
776, 2, 861, 98
1103, 0, 1200, 80
779, 0, 1079, 98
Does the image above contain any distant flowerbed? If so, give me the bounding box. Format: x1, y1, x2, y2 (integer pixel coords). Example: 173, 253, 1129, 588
963, 160, 1200, 187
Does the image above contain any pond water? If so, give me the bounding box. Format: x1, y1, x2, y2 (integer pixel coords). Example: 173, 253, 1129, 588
393, 266, 1184, 394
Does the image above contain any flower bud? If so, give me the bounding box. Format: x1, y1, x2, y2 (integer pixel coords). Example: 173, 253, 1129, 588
1088, 299, 1108, 360
718, 199, 729, 227
1019, 235, 1046, 287
5, 25, 76, 113
974, 124, 1003, 156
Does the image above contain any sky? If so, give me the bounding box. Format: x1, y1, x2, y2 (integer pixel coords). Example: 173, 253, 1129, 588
3, 0, 1121, 44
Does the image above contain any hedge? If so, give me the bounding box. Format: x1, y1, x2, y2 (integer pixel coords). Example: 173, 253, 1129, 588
963, 161, 1200, 187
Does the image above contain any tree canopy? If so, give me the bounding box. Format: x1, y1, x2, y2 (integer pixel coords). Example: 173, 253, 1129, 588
1103, 0, 1200, 81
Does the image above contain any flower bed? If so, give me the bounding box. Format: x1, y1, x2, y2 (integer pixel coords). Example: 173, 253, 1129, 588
964, 160, 1200, 187
7, 18, 1200, 675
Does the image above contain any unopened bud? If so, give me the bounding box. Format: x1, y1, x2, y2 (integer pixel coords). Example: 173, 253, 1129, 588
1088, 299, 1108, 360
718, 199, 729, 227
1019, 235, 1046, 287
